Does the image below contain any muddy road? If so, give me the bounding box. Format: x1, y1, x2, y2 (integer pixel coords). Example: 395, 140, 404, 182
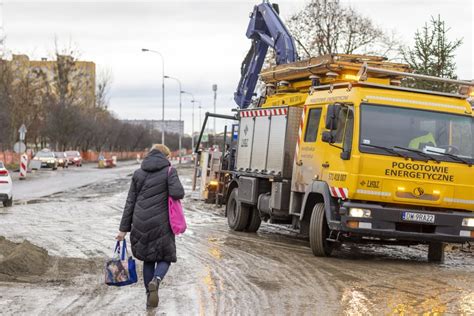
0, 163, 473, 315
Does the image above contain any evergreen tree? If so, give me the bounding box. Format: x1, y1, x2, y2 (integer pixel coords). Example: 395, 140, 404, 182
402, 15, 463, 92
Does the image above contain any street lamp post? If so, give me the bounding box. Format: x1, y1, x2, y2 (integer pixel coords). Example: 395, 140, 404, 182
191, 100, 202, 149
212, 84, 217, 137
194, 100, 202, 130
181, 91, 195, 151
141, 48, 165, 145
164, 75, 183, 164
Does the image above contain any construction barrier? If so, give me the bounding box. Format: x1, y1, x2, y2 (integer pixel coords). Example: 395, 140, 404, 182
0, 150, 146, 166
0, 149, 193, 167
19, 154, 28, 179
0, 151, 26, 166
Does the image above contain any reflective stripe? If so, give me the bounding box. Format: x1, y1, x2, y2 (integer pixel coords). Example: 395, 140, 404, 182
444, 197, 474, 205
356, 189, 391, 197
366, 95, 467, 111
330, 187, 349, 199
240, 108, 288, 117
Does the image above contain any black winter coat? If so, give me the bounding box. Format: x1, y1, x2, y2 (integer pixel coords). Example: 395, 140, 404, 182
119, 150, 185, 263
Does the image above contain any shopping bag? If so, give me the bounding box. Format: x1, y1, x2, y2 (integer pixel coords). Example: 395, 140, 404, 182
168, 167, 187, 235
105, 239, 137, 286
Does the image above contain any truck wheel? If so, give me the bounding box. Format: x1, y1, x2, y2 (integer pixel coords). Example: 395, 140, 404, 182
428, 242, 445, 263
226, 188, 250, 231
309, 203, 333, 257
245, 207, 261, 233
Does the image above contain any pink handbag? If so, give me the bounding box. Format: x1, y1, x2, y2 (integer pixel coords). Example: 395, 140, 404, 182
168, 167, 187, 234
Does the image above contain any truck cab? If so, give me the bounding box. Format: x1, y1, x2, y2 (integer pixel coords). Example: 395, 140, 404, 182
225, 54, 474, 262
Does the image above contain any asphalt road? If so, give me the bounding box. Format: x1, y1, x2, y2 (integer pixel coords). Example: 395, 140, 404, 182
0, 164, 473, 315
11, 161, 138, 201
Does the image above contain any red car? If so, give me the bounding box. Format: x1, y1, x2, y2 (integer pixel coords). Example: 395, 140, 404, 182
66, 151, 83, 167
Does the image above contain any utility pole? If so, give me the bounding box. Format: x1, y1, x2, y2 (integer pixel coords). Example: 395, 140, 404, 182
198, 103, 202, 129
164, 75, 183, 164
212, 84, 217, 138
181, 91, 196, 152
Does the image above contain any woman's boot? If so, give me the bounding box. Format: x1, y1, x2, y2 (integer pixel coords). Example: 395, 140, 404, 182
146, 277, 161, 308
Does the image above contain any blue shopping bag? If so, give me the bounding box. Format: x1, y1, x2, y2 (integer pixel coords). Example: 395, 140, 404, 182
105, 239, 138, 286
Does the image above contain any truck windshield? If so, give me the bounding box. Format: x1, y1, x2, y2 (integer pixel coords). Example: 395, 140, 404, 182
359, 103, 474, 163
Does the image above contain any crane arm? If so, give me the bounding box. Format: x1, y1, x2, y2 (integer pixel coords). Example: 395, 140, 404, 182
234, 1, 297, 109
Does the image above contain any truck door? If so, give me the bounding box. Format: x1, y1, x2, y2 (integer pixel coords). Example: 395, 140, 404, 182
292, 106, 323, 192
321, 105, 354, 198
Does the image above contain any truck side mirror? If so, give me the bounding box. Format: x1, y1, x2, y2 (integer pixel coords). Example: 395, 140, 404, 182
321, 131, 334, 143
325, 103, 341, 130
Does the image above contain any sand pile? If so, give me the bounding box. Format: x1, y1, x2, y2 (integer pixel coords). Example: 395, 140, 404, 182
0, 236, 50, 277
0, 236, 104, 284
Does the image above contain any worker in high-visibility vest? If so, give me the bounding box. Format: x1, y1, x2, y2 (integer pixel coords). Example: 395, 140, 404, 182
409, 132, 437, 149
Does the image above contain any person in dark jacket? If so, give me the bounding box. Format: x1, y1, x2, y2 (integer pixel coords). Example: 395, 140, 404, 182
116, 144, 185, 308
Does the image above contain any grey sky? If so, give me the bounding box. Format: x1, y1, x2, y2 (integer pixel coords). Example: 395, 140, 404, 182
3, 0, 473, 134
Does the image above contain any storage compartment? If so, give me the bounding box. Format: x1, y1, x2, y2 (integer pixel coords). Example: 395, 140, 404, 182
235, 106, 302, 178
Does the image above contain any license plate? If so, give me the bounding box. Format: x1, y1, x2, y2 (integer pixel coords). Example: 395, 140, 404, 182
402, 211, 435, 224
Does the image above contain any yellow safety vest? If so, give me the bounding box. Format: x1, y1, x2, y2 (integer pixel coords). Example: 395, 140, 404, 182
408, 133, 436, 149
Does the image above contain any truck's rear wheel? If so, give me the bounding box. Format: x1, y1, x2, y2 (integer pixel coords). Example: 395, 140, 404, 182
226, 188, 250, 231
309, 203, 333, 257
428, 242, 445, 263
245, 207, 261, 233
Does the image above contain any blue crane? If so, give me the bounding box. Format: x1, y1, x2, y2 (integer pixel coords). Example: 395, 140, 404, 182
234, 1, 298, 109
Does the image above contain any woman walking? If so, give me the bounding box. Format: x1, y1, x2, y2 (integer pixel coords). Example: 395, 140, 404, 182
116, 144, 185, 308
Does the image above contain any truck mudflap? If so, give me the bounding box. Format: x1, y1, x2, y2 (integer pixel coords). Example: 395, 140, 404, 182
339, 201, 474, 243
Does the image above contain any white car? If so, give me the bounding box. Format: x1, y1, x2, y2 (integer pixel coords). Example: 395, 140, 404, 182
0, 161, 12, 207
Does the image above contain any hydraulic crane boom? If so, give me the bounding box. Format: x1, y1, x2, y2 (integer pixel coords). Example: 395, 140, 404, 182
234, 1, 297, 109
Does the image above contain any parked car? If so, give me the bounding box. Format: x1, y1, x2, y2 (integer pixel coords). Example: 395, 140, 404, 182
66, 151, 83, 167
33, 149, 58, 170
0, 161, 13, 207
54, 152, 69, 168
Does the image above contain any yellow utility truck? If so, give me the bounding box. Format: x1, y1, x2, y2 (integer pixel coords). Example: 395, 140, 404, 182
224, 54, 474, 262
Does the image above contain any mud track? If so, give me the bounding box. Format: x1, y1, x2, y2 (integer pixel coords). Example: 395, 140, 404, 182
0, 165, 472, 315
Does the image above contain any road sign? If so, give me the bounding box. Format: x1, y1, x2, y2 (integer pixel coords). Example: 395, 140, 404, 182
13, 142, 26, 153
202, 133, 209, 143
18, 124, 27, 141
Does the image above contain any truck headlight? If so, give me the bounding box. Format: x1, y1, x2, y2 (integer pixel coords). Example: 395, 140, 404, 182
462, 218, 474, 227
349, 208, 371, 218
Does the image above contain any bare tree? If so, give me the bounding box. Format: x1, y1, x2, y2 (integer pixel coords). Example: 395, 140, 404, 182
0, 39, 189, 153
285, 0, 400, 60
0, 61, 13, 150
96, 67, 113, 109
43, 43, 88, 150
0, 56, 50, 150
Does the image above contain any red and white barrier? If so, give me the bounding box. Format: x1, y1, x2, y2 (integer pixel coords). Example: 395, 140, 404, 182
240, 107, 288, 118
19, 154, 28, 180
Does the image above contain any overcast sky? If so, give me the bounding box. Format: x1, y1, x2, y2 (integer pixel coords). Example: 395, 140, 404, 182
2, 0, 473, 134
